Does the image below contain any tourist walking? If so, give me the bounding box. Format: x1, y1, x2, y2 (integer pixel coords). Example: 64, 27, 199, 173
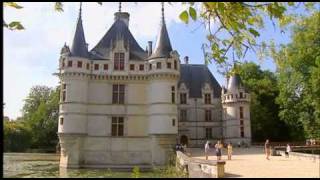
264, 139, 271, 160
215, 141, 222, 160
285, 144, 291, 158
227, 143, 233, 160
205, 141, 210, 160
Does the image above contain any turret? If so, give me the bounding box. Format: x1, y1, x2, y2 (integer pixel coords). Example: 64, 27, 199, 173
222, 72, 251, 145
147, 3, 179, 166
58, 3, 89, 168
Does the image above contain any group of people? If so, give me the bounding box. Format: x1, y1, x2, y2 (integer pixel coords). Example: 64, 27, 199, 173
204, 140, 233, 161
175, 143, 187, 153
264, 139, 291, 160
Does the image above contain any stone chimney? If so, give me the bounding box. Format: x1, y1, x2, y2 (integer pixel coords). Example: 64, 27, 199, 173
114, 12, 130, 27
184, 56, 189, 64
148, 41, 153, 56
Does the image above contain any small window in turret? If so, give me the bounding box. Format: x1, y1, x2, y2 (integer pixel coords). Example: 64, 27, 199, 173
172, 119, 176, 126
61, 84, 66, 102
77, 61, 82, 68
60, 117, 64, 125
174, 60, 177, 70
62, 59, 65, 68
171, 86, 175, 103
240, 92, 243, 98
156, 62, 161, 69
149, 64, 152, 70
167, 62, 171, 69
67, 61, 72, 67
86, 63, 90, 70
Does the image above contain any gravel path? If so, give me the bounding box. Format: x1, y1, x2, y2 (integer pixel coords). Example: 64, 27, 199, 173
188, 147, 320, 178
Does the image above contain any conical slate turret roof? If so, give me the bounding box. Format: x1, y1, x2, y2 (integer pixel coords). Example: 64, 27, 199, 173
227, 74, 242, 92
70, 4, 88, 58
149, 3, 172, 59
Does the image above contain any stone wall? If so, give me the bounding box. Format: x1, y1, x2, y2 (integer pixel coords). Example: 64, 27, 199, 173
176, 151, 225, 178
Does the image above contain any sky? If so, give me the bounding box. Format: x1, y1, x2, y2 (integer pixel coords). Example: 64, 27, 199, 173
4, 2, 296, 119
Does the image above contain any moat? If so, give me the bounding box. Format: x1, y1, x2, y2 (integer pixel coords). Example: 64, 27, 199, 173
3, 153, 185, 178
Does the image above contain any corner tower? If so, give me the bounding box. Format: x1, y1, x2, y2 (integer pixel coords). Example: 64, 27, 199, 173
221, 72, 251, 145
57, 2, 90, 168
147, 3, 180, 166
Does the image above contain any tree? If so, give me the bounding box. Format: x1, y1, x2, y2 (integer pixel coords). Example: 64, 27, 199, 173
274, 12, 320, 139
22, 85, 60, 149
236, 62, 292, 141
4, 120, 32, 152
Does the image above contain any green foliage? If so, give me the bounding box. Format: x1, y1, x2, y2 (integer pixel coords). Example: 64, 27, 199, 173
179, 10, 189, 24
275, 12, 320, 139
54, 2, 63, 12
131, 166, 140, 178
21, 85, 60, 149
179, 2, 318, 68
4, 2, 23, 9
4, 120, 32, 152
237, 62, 293, 141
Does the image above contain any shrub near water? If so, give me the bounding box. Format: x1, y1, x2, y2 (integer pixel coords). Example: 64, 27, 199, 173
4, 120, 32, 152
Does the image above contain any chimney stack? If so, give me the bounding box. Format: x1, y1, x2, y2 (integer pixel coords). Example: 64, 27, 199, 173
114, 12, 130, 27
184, 56, 189, 64
148, 41, 153, 56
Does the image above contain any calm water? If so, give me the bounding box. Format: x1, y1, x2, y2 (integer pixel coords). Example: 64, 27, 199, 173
3, 153, 185, 178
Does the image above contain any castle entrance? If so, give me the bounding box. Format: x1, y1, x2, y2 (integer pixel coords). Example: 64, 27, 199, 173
180, 135, 188, 146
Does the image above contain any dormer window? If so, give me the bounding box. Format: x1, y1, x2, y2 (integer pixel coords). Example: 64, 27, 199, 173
204, 93, 211, 104
114, 53, 125, 71
180, 93, 187, 104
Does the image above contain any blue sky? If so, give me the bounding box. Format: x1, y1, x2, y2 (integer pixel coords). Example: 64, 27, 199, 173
4, 2, 297, 119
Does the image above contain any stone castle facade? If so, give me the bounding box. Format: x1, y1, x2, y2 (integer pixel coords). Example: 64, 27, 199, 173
56, 4, 251, 169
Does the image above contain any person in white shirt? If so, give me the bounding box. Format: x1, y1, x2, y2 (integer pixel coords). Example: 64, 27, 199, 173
285, 144, 291, 158
205, 141, 210, 160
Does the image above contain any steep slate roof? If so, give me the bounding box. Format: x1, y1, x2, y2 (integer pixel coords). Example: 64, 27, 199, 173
70, 6, 88, 58
179, 64, 222, 98
89, 19, 147, 60
148, 4, 172, 59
